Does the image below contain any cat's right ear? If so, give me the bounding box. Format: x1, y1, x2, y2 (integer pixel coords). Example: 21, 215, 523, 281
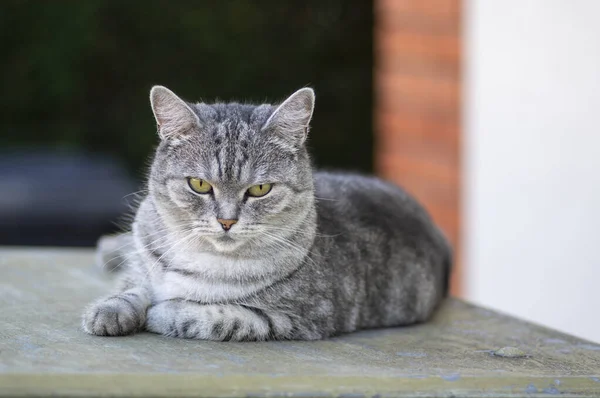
261, 88, 315, 150
150, 85, 200, 140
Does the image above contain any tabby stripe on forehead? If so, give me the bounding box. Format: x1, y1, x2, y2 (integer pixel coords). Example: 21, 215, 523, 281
238, 151, 250, 180
235, 158, 245, 180
224, 145, 237, 179
221, 147, 230, 178
215, 149, 223, 178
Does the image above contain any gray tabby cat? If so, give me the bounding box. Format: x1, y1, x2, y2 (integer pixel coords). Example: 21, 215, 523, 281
82, 86, 452, 341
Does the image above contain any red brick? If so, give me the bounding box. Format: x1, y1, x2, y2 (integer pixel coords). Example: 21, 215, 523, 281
376, 0, 460, 18
376, 51, 460, 78
374, 0, 462, 295
376, 30, 460, 62
375, 111, 460, 147
377, 154, 459, 192
376, 73, 460, 110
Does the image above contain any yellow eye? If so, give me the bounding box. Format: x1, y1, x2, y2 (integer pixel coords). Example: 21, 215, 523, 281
247, 183, 272, 197
188, 178, 213, 194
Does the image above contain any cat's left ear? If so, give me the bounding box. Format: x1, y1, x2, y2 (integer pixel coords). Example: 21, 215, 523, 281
261, 88, 315, 149
150, 85, 200, 140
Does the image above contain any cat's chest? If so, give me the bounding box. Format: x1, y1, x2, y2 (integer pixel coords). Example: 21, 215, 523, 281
150, 251, 277, 303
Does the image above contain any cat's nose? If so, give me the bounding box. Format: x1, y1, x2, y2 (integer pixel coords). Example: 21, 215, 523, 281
217, 218, 238, 231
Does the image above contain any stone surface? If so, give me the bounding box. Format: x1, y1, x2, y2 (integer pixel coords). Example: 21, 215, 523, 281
1, 247, 599, 397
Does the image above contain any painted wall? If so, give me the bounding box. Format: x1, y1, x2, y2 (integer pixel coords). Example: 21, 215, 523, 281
464, 0, 600, 343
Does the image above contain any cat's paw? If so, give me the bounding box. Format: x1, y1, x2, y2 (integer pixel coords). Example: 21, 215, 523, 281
82, 296, 144, 336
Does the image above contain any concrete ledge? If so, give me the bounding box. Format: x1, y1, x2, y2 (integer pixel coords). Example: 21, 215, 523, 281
1, 248, 599, 397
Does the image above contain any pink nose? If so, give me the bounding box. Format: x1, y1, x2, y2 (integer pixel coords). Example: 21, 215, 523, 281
217, 219, 237, 231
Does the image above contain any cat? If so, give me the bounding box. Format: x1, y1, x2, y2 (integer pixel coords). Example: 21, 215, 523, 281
82, 86, 452, 341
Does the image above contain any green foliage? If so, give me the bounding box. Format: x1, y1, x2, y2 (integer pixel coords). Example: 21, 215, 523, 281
1, 1, 373, 177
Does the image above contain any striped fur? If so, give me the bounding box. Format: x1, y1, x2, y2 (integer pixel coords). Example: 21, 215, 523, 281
82, 86, 452, 341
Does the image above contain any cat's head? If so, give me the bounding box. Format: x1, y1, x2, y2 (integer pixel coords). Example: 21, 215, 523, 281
147, 86, 316, 254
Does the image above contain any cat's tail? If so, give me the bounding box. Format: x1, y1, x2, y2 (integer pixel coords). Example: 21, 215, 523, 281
94, 232, 134, 273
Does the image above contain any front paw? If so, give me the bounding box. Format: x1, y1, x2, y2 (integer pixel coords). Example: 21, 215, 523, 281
82, 296, 145, 336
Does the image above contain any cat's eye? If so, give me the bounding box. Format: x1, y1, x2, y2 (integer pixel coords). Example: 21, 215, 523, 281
247, 183, 272, 198
188, 178, 213, 194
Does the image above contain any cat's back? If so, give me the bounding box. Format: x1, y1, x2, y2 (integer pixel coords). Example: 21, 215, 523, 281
314, 172, 450, 256
313, 171, 438, 240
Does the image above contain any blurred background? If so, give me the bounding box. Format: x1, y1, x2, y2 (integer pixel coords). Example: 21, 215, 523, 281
0, 1, 373, 246
1, 1, 598, 343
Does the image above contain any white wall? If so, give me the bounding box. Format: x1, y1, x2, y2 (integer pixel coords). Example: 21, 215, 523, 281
464, 0, 600, 343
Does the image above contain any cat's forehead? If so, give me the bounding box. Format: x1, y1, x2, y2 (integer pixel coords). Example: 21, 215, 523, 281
187, 103, 280, 153
177, 103, 289, 184
193, 102, 274, 132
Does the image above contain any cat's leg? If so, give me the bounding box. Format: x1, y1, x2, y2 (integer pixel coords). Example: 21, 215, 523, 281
145, 300, 301, 341
82, 285, 151, 336
83, 250, 151, 337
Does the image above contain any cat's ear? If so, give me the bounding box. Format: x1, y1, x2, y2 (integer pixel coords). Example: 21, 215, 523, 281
150, 85, 200, 140
261, 88, 315, 149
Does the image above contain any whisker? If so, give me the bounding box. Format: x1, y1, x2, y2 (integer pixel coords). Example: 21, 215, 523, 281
260, 231, 319, 268
313, 196, 339, 202
102, 222, 196, 272
262, 225, 341, 238
256, 224, 341, 238
122, 190, 148, 200
141, 228, 199, 283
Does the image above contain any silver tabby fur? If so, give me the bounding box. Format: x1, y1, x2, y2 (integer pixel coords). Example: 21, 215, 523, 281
82, 86, 452, 341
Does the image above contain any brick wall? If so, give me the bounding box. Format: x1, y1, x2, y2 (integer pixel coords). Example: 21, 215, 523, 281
374, 0, 462, 295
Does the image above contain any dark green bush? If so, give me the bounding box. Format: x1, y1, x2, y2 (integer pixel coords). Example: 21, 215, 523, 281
1, 1, 373, 178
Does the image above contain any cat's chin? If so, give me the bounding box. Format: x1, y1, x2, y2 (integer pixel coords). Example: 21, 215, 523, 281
205, 234, 249, 254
